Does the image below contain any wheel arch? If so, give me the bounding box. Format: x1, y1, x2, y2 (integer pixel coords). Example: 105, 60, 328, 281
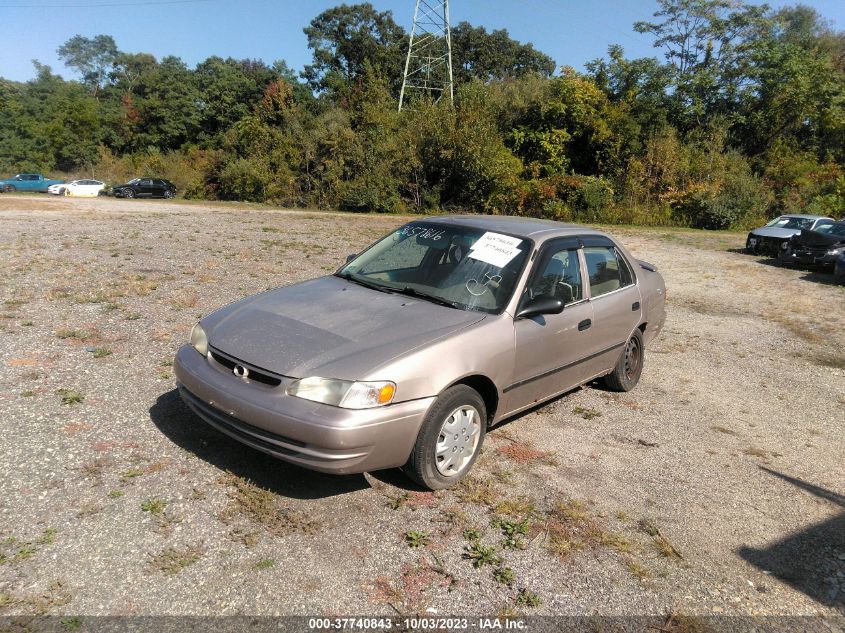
443, 374, 499, 426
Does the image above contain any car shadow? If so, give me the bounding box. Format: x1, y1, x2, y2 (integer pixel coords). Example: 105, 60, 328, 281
755, 258, 841, 285
149, 389, 376, 499
737, 467, 845, 611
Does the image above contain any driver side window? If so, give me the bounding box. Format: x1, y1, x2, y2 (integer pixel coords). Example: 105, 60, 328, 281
527, 247, 582, 305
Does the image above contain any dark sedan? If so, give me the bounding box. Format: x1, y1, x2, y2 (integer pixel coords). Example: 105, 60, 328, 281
779, 220, 845, 269
112, 178, 176, 199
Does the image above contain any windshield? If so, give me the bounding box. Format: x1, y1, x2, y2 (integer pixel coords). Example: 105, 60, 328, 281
127, 178, 140, 184
337, 222, 530, 314
765, 216, 815, 230
816, 222, 845, 237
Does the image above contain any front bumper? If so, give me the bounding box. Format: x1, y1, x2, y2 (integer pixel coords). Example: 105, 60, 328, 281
173, 345, 434, 474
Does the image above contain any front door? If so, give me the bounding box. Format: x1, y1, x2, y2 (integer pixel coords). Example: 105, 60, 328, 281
507, 239, 594, 414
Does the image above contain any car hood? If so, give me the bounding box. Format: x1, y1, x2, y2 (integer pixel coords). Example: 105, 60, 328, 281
750, 227, 802, 239
794, 229, 845, 247
203, 275, 486, 380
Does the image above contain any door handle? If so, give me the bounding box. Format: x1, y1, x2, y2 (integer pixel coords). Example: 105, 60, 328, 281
578, 319, 592, 331
632, 301, 640, 311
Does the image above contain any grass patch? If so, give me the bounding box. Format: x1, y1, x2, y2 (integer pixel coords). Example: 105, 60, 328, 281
455, 477, 499, 506
55, 328, 94, 341
573, 406, 602, 420
492, 517, 530, 550
254, 558, 276, 570
493, 566, 516, 586
539, 499, 632, 561
148, 544, 203, 576
515, 588, 541, 608
56, 388, 84, 405
219, 473, 321, 537
638, 518, 683, 559
495, 441, 557, 466
92, 347, 112, 358
141, 498, 167, 515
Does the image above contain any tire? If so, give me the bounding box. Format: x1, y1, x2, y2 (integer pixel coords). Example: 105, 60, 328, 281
603, 329, 645, 392
5, 185, 16, 193
164, 189, 174, 199
403, 385, 486, 490
123, 188, 135, 199
62, 188, 70, 197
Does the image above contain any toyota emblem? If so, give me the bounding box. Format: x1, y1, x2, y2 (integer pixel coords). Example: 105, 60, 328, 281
233, 364, 249, 378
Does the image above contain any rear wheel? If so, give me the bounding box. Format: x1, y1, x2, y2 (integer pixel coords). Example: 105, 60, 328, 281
403, 385, 486, 490
123, 188, 135, 199
603, 329, 644, 392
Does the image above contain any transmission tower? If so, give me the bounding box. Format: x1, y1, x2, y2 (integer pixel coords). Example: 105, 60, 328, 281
399, 0, 454, 111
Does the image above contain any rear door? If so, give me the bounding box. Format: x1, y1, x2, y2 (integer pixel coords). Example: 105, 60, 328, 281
580, 237, 642, 378
507, 238, 594, 412
139, 178, 155, 196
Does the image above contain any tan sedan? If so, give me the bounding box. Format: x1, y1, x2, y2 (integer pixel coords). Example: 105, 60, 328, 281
174, 216, 666, 489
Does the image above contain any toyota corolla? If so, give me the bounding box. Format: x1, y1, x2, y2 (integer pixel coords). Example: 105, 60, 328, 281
174, 216, 666, 489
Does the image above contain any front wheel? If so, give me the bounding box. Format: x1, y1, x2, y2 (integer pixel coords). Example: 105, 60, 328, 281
4, 185, 16, 193
62, 188, 70, 197
164, 189, 174, 199
603, 329, 644, 392
123, 188, 135, 199
403, 385, 486, 490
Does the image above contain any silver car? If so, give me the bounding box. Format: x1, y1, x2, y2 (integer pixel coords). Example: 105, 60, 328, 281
174, 216, 666, 489
746, 215, 833, 256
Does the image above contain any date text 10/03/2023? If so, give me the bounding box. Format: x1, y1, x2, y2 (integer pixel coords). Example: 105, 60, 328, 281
307, 617, 528, 630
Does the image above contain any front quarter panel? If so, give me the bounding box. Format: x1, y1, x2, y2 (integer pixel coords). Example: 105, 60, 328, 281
361, 315, 513, 415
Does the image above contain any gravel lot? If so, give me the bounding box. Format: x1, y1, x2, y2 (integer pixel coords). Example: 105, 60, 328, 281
0, 195, 843, 620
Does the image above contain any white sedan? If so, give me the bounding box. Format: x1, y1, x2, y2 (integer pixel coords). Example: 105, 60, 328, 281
47, 179, 105, 197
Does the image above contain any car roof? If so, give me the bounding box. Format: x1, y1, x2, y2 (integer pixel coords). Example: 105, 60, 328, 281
422, 215, 608, 239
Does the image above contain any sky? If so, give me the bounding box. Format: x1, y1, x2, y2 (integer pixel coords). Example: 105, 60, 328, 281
0, 0, 843, 83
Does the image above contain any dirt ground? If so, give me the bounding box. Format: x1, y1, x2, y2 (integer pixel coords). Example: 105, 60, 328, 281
0, 195, 843, 620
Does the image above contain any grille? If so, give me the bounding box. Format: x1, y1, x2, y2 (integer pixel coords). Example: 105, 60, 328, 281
178, 385, 305, 455
209, 347, 283, 387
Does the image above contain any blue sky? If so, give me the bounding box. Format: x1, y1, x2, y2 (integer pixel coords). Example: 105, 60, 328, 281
0, 0, 843, 83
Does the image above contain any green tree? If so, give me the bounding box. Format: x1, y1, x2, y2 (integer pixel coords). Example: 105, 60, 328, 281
57, 34, 119, 96
451, 22, 556, 84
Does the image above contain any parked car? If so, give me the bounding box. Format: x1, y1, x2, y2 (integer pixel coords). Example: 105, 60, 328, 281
0, 173, 64, 193
111, 178, 176, 199
779, 220, 845, 269
47, 179, 105, 197
174, 216, 667, 489
835, 252, 845, 283
745, 215, 833, 256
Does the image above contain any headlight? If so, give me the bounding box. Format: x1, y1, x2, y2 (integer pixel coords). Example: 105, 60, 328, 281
190, 323, 208, 356
286, 377, 396, 409
825, 246, 845, 257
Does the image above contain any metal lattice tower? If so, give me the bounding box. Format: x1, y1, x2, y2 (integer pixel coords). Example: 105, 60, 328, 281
398, 0, 454, 111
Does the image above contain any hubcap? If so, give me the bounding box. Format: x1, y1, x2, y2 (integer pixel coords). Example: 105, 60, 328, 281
435, 405, 481, 477
624, 337, 641, 380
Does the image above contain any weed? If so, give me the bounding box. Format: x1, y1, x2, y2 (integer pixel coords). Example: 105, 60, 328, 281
21, 390, 36, 397
107, 490, 124, 498
79, 457, 110, 478
463, 543, 502, 568
55, 328, 89, 339
56, 388, 84, 405
405, 530, 431, 548
515, 588, 541, 608
625, 557, 652, 580
386, 492, 410, 510
61, 617, 82, 631
494, 497, 536, 519
493, 566, 516, 586
463, 528, 482, 542
141, 498, 167, 515
121, 468, 143, 481
254, 558, 276, 570
229, 528, 260, 548
38, 529, 57, 545
148, 544, 203, 576
455, 477, 498, 506
573, 406, 602, 420
638, 519, 683, 559
220, 473, 321, 536
492, 517, 530, 550
92, 347, 112, 358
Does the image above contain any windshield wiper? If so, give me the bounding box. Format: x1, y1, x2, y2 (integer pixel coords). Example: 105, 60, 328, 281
335, 272, 394, 294
395, 286, 461, 309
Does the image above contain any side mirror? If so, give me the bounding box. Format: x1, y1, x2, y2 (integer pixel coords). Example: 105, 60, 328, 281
345, 253, 357, 264
516, 295, 564, 319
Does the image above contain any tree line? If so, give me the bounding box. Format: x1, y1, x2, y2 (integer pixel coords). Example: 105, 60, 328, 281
0, 1, 843, 229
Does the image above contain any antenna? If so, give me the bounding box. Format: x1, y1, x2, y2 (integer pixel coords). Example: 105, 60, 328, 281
399, 0, 454, 111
